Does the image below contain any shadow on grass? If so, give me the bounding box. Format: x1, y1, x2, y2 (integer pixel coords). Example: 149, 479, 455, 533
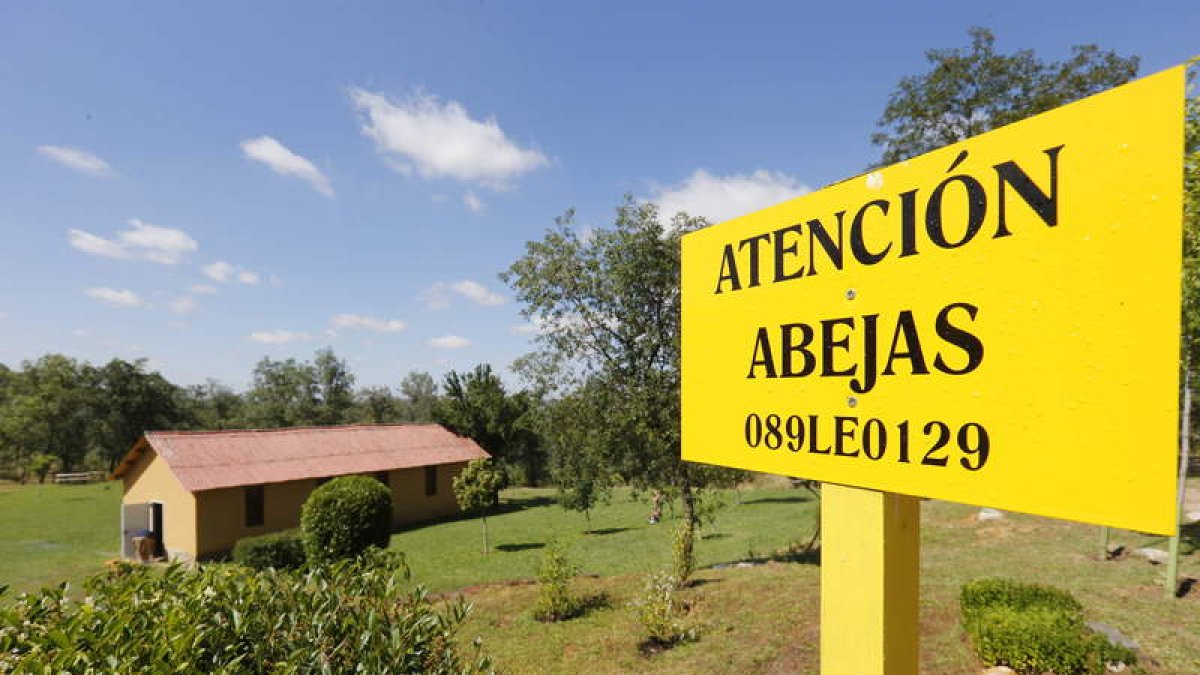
534, 592, 611, 622
498, 495, 557, 513
700, 532, 730, 541
496, 542, 545, 553
686, 577, 723, 588
1180, 521, 1199, 555
1176, 577, 1197, 599
739, 495, 814, 505
748, 544, 822, 566
588, 527, 630, 536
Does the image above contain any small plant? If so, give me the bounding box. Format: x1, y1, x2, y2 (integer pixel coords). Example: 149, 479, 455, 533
232, 529, 306, 570
960, 578, 1136, 675
300, 475, 393, 564
671, 520, 695, 588
453, 459, 506, 553
532, 539, 580, 621
632, 570, 694, 650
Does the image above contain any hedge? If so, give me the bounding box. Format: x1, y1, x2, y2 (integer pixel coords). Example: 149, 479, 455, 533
231, 529, 306, 570
301, 474, 393, 564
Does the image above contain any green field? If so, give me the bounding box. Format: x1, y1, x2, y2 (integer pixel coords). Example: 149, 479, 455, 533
1, 480, 1197, 672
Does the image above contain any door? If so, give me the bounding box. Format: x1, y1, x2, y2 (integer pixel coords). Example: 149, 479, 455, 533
150, 502, 164, 557
121, 503, 151, 559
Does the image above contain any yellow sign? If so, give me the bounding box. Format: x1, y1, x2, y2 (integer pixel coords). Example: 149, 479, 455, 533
681, 67, 1185, 535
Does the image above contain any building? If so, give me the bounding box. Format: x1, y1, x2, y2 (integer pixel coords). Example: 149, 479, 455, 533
112, 424, 490, 561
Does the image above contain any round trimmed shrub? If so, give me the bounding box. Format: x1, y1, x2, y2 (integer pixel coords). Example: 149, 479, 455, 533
301, 475, 393, 564
232, 529, 306, 570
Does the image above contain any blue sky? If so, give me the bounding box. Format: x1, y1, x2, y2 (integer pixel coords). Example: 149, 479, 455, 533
1, 2, 1197, 390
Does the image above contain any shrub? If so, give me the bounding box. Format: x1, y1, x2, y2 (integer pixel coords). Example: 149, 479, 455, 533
631, 570, 694, 648
453, 459, 507, 553
960, 578, 1136, 675
532, 539, 580, 621
301, 475, 393, 564
671, 521, 695, 588
0, 550, 491, 673
231, 529, 306, 570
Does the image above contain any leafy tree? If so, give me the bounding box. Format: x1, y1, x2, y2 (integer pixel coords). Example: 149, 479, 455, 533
93, 358, 186, 469
181, 379, 246, 430
872, 27, 1138, 164
355, 385, 401, 423
3, 355, 97, 473
504, 200, 736, 564
434, 364, 544, 485
312, 347, 355, 425
452, 458, 506, 553
541, 385, 613, 532
243, 356, 318, 428
398, 370, 438, 422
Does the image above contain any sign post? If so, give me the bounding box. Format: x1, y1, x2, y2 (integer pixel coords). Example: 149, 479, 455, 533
681, 66, 1186, 673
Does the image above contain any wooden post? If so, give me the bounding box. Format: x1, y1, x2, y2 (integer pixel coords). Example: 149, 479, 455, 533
1099, 526, 1110, 559
821, 484, 920, 675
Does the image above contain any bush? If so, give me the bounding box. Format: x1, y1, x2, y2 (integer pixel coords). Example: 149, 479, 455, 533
232, 529, 306, 570
0, 550, 491, 673
532, 539, 580, 621
631, 570, 694, 648
960, 578, 1136, 675
301, 475, 393, 565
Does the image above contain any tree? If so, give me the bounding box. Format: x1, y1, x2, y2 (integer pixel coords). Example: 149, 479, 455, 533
3, 355, 97, 473
243, 357, 318, 428
452, 459, 506, 553
504, 200, 735, 564
312, 348, 355, 425
541, 384, 614, 532
93, 358, 186, 469
398, 371, 437, 422
872, 27, 1138, 164
434, 364, 544, 486
355, 386, 400, 424
181, 379, 246, 430
1182, 73, 1200, 458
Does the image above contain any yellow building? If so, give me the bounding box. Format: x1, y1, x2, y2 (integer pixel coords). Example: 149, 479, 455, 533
112, 424, 490, 561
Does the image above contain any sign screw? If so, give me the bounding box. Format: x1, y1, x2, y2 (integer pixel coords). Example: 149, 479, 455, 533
848, 396, 858, 407
846, 289, 856, 300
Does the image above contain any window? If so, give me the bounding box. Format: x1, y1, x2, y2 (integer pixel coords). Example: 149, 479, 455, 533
375, 470, 390, 487
424, 466, 438, 497
244, 485, 264, 527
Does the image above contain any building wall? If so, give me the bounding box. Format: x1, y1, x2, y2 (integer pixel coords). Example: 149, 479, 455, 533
194, 478, 318, 558
191, 463, 470, 558
389, 462, 467, 525
121, 448, 197, 561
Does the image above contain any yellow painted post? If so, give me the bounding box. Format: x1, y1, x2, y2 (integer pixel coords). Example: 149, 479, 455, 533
821, 484, 920, 675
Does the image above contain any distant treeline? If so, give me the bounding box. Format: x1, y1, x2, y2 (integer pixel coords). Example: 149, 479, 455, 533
0, 349, 545, 485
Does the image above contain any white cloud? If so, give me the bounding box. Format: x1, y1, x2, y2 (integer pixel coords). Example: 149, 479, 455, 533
240, 136, 334, 197
350, 87, 548, 188
248, 329, 313, 344
331, 313, 407, 333
510, 316, 548, 336
650, 169, 810, 224
84, 287, 145, 308
423, 280, 506, 309
36, 145, 114, 178
463, 192, 484, 213
189, 284, 218, 295
204, 261, 260, 285
429, 335, 471, 349
68, 219, 198, 264
168, 296, 196, 315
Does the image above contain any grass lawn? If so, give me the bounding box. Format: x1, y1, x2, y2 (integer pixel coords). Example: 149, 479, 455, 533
388, 486, 819, 593
451, 487, 1200, 674
1, 479, 1197, 672
0, 481, 121, 596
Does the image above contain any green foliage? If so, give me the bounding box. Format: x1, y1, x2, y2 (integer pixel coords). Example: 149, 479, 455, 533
531, 539, 581, 622
0, 550, 492, 673
301, 475, 393, 564
631, 570, 694, 647
25, 453, 59, 484
960, 578, 1136, 674
873, 27, 1138, 164
1182, 77, 1200, 387
453, 459, 507, 553
231, 529, 306, 570
671, 521, 695, 588
434, 364, 544, 486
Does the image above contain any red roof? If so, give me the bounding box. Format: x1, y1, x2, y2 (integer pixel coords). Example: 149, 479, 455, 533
115, 424, 490, 492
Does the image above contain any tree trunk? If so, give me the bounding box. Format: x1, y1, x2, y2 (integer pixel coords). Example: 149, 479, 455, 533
585, 508, 592, 534
482, 515, 490, 554
679, 469, 697, 564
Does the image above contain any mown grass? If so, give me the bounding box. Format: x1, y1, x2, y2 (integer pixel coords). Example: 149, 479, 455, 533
0, 481, 121, 596
455, 488, 1200, 674
388, 485, 819, 593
